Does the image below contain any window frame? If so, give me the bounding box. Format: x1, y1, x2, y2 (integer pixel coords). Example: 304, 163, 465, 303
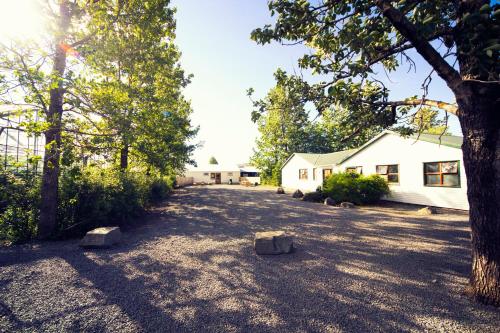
299, 168, 308, 180
423, 160, 461, 188
322, 168, 332, 180
376, 164, 400, 185
345, 166, 363, 174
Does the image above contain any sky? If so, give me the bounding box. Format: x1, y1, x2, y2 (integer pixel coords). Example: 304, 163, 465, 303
0, 0, 462, 167
172, 0, 461, 167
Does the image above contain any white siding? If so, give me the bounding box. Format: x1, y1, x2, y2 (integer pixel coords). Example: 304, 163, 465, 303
184, 170, 241, 184
281, 155, 324, 192
338, 133, 468, 210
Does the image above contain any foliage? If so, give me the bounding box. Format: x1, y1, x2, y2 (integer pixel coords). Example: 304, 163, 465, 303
411, 107, 451, 136
0, 169, 39, 244
323, 172, 389, 205
58, 166, 173, 238
0, 0, 196, 237
208, 156, 219, 165
251, 1, 498, 132
0, 165, 173, 243
250, 83, 312, 185
249, 80, 380, 185
302, 191, 327, 203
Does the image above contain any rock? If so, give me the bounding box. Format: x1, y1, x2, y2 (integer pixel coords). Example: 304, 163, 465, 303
324, 197, 336, 206
340, 202, 355, 208
292, 189, 304, 198
417, 206, 437, 215
276, 187, 285, 194
80, 227, 121, 248
254, 231, 293, 255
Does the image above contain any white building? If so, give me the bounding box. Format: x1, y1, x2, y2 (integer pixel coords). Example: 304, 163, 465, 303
281, 130, 468, 210
183, 164, 261, 185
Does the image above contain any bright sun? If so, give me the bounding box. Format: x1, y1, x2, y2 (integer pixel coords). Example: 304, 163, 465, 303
0, 0, 46, 43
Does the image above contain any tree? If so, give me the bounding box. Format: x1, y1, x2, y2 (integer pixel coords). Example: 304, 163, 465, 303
249, 74, 381, 185
249, 83, 312, 185
208, 156, 219, 165
0, 0, 196, 238
411, 107, 451, 136
252, 1, 499, 305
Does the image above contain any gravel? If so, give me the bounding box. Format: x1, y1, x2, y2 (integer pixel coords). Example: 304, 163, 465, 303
1, 185, 499, 332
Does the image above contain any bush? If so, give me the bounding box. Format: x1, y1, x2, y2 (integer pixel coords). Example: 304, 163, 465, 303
58, 166, 174, 238
1, 165, 175, 243
323, 172, 389, 205
302, 191, 327, 203
0, 169, 39, 244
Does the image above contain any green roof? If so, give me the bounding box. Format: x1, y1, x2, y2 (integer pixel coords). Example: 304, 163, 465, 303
283, 131, 463, 169
409, 133, 463, 149
294, 149, 358, 166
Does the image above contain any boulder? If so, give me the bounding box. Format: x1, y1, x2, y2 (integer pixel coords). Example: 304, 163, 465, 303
276, 187, 285, 194
340, 202, 355, 208
324, 197, 336, 206
292, 189, 304, 198
417, 206, 437, 215
80, 227, 121, 248
254, 231, 293, 255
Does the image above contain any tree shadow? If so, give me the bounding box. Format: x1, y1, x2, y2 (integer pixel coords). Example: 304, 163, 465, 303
1, 185, 499, 332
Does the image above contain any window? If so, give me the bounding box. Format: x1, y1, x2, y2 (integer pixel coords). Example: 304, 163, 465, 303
376, 164, 399, 184
322, 168, 332, 180
424, 161, 460, 187
203, 173, 209, 176
241, 172, 259, 177
227, 172, 233, 176
210, 173, 216, 179
313, 168, 316, 180
346, 166, 363, 174
299, 169, 308, 180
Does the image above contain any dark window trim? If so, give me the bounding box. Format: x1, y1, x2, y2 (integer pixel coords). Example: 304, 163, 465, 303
322, 168, 332, 180
376, 164, 400, 185
423, 160, 461, 188
346, 166, 363, 174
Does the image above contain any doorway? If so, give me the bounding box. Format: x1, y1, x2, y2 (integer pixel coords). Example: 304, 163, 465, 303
211, 173, 221, 184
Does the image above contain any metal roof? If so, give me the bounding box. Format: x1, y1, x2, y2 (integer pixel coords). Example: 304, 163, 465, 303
283, 130, 463, 169
409, 132, 463, 149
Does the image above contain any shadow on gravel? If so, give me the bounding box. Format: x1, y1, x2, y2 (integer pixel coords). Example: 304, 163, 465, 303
1, 185, 499, 332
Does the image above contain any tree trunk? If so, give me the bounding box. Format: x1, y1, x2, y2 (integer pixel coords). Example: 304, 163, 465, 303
457, 81, 500, 306
38, 1, 70, 239
120, 144, 129, 170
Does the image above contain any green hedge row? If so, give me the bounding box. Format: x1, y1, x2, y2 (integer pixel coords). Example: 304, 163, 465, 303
0, 166, 174, 244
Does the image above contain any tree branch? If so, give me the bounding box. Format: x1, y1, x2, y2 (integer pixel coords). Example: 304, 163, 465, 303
376, 1, 463, 92
373, 98, 458, 115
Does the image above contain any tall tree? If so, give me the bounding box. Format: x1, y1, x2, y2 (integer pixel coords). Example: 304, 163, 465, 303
0, 0, 196, 238
208, 156, 219, 165
252, 0, 499, 305
249, 82, 312, 185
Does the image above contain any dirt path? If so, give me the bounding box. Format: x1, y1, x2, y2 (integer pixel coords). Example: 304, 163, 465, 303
0, 185, 498, 332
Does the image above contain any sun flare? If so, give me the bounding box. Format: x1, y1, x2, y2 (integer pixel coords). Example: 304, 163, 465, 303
0, 0, 46, 43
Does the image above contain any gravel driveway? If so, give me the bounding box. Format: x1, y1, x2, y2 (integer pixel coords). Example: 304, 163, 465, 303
1, 185, 499, 332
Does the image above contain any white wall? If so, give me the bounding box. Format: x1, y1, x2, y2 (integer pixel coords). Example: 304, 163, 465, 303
184, 170, 241, 184
338, 133, 468, 210
282, 155, 324, 192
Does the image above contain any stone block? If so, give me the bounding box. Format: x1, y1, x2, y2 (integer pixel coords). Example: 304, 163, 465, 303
80, 227, 121, 248
254, 231, 293, 255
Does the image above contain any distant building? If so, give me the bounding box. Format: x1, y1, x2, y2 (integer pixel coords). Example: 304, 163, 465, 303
281, 130, 467, 210
183, 163, 261, 185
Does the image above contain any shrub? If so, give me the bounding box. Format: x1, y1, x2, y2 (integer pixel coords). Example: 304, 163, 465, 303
0, 169, 40, 243
302, 191, 327, 203
58, 166, 174, 238
323, 172, 389, 205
